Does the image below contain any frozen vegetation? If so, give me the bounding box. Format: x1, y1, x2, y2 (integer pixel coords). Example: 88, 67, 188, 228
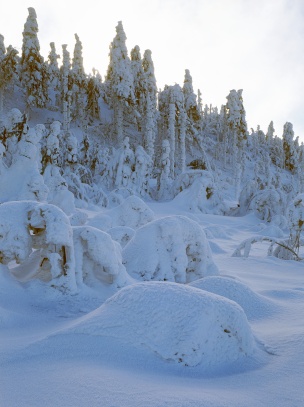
0, 8, 304, 407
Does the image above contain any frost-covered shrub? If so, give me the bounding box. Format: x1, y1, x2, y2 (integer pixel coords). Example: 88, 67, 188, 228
173, 171, 227, 215
0, 201, 77, 292
69, 282, 255, 367
73, 226, 131, 289
43, 164, 76, 215
88, 195, 154, 231
249, 188, 286, 223
0, 127, 49, 203
123, 215, 218, 283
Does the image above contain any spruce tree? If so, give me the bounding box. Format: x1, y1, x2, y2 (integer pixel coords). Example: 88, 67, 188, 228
0, 37, 18, 117
61, 44, 71, 131
105, 21, 134, 144
142, 49, 157, 161
20, 7, 49, 110
47, 42, 60, 106
283, 122, 298, 173
183, 69, 199, 122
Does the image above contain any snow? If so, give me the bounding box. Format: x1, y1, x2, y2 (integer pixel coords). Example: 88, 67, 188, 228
122, 215, 218, 283
2, 10, 304, 406
1, 203, 304, 406
65, 281, 256, 367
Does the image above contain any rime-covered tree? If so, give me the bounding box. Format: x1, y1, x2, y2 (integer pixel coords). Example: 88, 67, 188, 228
131, 45, 145, 125
158, 139, 171, 199
105, 21, 134, 144
225, 89, 248, 190
20, 7, 49, 110
142, 49, 157, 160
183, 69, 199, 122
71, 34, 86, 124
47, 42, 60, 106
283, 122, 298, 173
86, 69, 102, 120
61, 44, 71, 131
266, 121, 275, 146
0, 36, 18, 117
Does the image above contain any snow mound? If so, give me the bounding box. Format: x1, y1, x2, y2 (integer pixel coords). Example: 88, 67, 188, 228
123, 215, 218, 283
173, 172, 228, 215
73, 226, 132, 289
107, 226, 135, 248
70, 282, 255, 367
189, 276, 277, 320
88, 195, 154, 231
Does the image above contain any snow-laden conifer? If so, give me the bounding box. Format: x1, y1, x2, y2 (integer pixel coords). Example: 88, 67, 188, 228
0, 37, 18, 117
106, 21, 134, 144
20, 7, 49, 110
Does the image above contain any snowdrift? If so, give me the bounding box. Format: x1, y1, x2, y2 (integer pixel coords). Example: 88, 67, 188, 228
88, 195, 154, 231
68, 282, 256, 367
189, 276, 278, 320
123, 215, 218, 282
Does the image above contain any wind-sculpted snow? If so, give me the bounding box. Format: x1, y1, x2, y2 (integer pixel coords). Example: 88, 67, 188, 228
69, 282, 256, 367
123, 215, 218, 283
189, 276, 278, 320
88, 195, 154, 231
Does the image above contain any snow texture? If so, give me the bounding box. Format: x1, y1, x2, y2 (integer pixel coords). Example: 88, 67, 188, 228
68, 281, 256, 367
189, 276, 278, 320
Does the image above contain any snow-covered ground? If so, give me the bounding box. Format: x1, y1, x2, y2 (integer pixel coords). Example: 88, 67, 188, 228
1, 201, 304, 407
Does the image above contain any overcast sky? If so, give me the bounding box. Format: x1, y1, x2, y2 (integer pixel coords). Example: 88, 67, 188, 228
1, 0, 304, 140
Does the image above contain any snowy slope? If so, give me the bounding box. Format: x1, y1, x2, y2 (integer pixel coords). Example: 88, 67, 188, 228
1, 203, 304, 407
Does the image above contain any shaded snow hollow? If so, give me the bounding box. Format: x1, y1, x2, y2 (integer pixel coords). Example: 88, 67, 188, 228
67, 282, 256, 367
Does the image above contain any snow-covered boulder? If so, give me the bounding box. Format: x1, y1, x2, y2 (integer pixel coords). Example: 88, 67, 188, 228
189, 276, 277, 320
88, 195, 154, 231
70, 282, 256, 367
123, 215, 218, 283
73, 226, 131, 290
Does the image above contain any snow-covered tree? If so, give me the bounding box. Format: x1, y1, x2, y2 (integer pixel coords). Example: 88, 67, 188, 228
183, 69, 199, 122
47, 42, 60, 106
71, 34, 86, 124
158, 139, 171, 199
114, 136, 135, 188
282, 122, 298, 173
133, 145, 151, 196
105, 21, 134, 144
86, 69, 102, 120
20, 7, 49, 110
0, 37, 19, 117
61, 44, 71, 131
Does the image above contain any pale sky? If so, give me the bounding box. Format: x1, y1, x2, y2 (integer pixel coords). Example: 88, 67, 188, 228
1, 0, 304, 140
